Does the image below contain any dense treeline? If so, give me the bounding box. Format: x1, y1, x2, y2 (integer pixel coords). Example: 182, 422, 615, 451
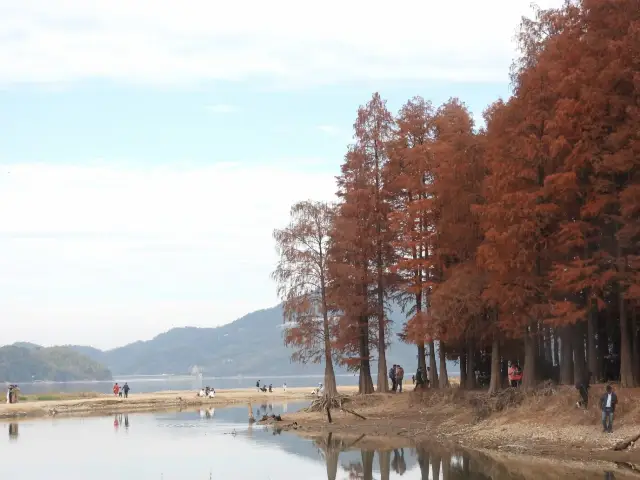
273, 0, 640, 393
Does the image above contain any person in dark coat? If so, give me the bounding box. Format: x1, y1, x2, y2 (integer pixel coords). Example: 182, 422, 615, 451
600, 384, 618, 433
575, 371, 591, 408
389, 365, 397, 392
123, 382, 130, 399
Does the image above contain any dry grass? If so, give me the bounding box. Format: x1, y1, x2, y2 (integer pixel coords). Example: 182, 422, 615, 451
281, 383, 640, 462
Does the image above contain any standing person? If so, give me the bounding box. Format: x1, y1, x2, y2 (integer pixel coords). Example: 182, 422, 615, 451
396, 365, 405, 393
600, 384, 618, 433
414, 366, 425, 391
389, 364, 397, 393
123, 382, 130, 399
113, 383, 120, 397
508, 362, 522, 387
575, 371, 590, 408
282, 382, 287, 392
256, 380, 260, 391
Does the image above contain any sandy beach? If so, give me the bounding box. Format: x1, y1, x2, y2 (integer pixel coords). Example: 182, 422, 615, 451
0, 386, 358, 420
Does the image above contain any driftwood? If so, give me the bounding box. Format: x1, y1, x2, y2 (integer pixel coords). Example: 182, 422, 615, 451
613, 431, 640, 451
341, 407, 366, 420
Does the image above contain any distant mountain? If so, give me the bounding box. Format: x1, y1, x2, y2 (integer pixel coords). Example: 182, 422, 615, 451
67, 303, 458, 377
0, 344, 113, 382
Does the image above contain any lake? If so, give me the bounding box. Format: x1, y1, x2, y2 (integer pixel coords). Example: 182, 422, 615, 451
15, 374, 363, 395
0, 402, 628, 479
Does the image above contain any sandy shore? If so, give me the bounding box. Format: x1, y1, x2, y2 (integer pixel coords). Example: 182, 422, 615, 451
0, 386, 358, 420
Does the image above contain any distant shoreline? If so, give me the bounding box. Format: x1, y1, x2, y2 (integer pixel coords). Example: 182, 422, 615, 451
0, 386, 358, 421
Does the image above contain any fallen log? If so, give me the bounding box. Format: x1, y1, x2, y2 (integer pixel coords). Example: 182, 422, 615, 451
341, 407, 366, 420
613, 431, 640, 451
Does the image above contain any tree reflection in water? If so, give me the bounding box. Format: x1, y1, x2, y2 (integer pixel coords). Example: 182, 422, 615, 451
312, 435, 626, 480
8, 423, 18, 441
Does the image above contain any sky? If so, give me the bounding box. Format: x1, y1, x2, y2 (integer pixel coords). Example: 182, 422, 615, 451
0, 0, 564, 349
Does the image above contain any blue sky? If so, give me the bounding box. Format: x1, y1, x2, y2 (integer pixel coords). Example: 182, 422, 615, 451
0, 0, 563, 349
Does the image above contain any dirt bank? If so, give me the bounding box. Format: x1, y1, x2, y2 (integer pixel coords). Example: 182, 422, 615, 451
0, 386, 357, 420
269, 384, 640, 465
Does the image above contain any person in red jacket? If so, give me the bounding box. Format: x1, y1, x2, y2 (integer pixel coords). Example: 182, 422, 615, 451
508, 362, 522, 387
113, 383, 120, 397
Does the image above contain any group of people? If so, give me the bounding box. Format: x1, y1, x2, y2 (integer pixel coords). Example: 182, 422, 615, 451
5, 384, 19, 404
197, 386, 216, 398
256, 380, 277, 392
389, 364, 405, 392
112, 382, 130, 398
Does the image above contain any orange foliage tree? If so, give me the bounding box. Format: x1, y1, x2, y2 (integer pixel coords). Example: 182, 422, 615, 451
272, 200, 339, 397
274, 0, 640, 391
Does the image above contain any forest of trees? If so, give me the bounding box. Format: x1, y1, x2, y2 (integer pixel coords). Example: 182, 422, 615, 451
273, 0, 640, 394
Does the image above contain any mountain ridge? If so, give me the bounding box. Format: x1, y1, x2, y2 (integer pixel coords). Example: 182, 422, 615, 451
62, 302, 458, 377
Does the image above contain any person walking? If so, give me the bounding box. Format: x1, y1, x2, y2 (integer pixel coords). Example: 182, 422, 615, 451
389, 365, 397, 392
600, 384, 618, 433
113, 383, 120, 397
123, 382, 130, 399
414, 366, 425, 391
396, 365, 405, 393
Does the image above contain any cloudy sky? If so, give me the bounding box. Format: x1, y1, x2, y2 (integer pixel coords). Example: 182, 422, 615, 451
0, 0, 563, 349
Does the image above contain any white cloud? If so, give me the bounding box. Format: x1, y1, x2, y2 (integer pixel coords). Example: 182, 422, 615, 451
0, 161, 337, 348
0, 0, 566, 87
206, 104, 239, 113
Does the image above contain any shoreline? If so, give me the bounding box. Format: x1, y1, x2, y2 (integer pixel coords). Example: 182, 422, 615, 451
264, 386, 640, 466
0, 386, 354, 420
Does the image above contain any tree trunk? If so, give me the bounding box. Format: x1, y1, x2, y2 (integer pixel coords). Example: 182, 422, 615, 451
439, 341, 450, 388
459, 350, 467, 388
379, 449, 391, 480
465, 339, 476, 390
544, 326, 553, 365
359, 314, 374, 394
489, 337, 500, 394
417, 342, 427, 382
428, 340, 439, 387
598, 321, 609, 383
553, 328, 560, 368
632, 307, 640, 384
619, 288, 635, 387
376, 287, 388, 393
321, 296, 338, 398
587, 302, 599, 383
522, 329, 537, 390
573, 322, 587, 386
559, 326, 574, 385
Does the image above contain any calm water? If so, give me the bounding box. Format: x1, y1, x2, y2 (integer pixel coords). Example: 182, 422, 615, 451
0, 403, 628, 480
15, 374, 363, 395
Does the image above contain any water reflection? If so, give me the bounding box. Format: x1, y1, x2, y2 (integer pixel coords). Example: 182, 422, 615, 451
8, 422, 18, 441
311, 432, 629, 480
1, 405, 634, 479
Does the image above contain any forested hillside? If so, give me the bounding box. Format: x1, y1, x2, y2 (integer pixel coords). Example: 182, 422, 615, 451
0, 344, 112, 382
